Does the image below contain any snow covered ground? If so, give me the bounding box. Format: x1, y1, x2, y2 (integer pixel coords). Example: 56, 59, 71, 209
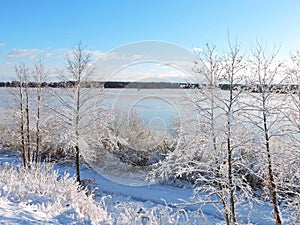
0, 149, 290, 224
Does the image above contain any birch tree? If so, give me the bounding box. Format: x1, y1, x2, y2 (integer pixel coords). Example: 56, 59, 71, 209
191, 40, 251, 225
245, 41, 284, 225
282, 50, 300, 224
52, 42, 103, 184
218, 39, 247, 225
32, 61, 48, 164
65, 43, 91, 183
191, 44, 232, 224
149, 41, 251, 225
14, 63, 30, 168
286, 50, 300, 128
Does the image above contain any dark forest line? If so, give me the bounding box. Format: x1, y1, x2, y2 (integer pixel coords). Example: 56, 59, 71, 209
0, 80, 298, 93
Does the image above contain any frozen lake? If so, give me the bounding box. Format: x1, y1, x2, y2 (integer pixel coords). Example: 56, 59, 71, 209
103, 88, 193, 130
0, 87, 291, 131
0, 87, 196, 131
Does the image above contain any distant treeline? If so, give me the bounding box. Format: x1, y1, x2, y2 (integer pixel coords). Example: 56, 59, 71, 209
0, 81, 298, 93
0, 81, 194, 89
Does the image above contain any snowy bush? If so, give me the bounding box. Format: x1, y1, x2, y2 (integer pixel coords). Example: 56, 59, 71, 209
108, 201, 210, 225
87, 110, 175, 167
0, 163, 110, 224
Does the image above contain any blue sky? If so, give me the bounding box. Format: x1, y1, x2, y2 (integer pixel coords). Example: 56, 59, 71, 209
0, 0, 299, 81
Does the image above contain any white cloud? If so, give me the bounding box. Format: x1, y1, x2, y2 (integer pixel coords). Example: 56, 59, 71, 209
96, 52, 145, 62
7, 48, 42, 58
192, 47, 203, 53
0, 43, 5, 48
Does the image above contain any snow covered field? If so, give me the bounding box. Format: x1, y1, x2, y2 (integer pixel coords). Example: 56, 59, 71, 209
0, 149, 289, 225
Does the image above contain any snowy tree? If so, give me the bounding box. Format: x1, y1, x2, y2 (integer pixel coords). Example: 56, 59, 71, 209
10, 62, 58, 167
52, 42, 105, 184
281, 50, 300, 224
245, 41, 285, 225
191, 43, 233, 224
149, 41, 252, 225
216, 39, 248, 225
32, 60, 48, 164
286, 50, 300, 127
14, 63, 31, 168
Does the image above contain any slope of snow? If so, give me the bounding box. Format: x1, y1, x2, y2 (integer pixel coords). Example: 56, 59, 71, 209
76, 164, 277, 225
0, 149, 290, 224
0, 150, 221, 224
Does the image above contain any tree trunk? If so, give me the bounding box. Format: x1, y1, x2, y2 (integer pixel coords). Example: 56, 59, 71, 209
216, 166, 230, 225
227, 129, 238, 225
212, 97, 230, 225
75, 145, 81, 184
35, 90, 41, 164
19, 83, 26, 168
227, 77, 238, 225
75, 80, 81, 184
25, 82, 31, 165
263, 112, 282, 225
